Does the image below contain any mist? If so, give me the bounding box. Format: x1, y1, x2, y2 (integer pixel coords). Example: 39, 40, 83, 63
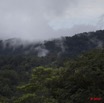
0, 0, 104, 41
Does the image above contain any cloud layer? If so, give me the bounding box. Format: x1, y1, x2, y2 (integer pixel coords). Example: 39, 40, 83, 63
0, 0, 104, 41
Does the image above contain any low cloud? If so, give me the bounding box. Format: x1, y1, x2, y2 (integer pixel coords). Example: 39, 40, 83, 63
0, 0, 104, 41
35, 46, 49, 57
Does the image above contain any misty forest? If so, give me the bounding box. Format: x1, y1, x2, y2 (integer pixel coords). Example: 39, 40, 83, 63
0, 0, 104, 102
0, 30, 104, 103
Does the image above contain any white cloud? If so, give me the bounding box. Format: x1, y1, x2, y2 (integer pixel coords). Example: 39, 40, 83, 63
0, 0, 103, 41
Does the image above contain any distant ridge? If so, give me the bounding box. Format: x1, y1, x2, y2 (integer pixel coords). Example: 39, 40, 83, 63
0, 30, 104, 57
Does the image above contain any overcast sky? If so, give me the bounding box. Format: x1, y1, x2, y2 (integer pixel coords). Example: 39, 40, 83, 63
0, 0, 104, 41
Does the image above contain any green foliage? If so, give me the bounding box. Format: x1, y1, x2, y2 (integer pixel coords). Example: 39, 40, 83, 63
15, 66, 59, 103
0, 48, 104, 103
55, 49, 104, 103
14, 93, 36, 103
0, 95, 9, 103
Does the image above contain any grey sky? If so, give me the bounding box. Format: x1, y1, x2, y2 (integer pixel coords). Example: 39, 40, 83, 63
0, 0, 104, 41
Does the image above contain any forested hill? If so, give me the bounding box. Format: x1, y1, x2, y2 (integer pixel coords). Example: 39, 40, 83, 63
0, 30, 104, 57
0, 49, 104, 103
0, 30, 104, 103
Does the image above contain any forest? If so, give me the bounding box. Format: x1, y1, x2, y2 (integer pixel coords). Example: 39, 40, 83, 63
0, 30, 104, 103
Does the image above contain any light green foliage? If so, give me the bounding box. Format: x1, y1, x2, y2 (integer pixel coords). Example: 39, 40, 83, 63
15, 66, 59, 103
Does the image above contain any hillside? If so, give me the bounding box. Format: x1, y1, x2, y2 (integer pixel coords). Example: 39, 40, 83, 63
0, 30, 104, 103
0, 49, 104, 103
0, 30, 104, 57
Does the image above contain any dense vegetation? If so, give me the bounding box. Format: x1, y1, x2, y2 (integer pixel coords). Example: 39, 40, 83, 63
0, 30, 104, 58
0, 49, 104, 103
0, 30, 104, 103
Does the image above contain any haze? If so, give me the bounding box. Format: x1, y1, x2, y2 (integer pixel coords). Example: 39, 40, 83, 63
0, 0, 104, 41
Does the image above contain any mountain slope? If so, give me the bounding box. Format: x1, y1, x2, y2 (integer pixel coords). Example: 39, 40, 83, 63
0, 30, 104, 57
13, 49, 104, 103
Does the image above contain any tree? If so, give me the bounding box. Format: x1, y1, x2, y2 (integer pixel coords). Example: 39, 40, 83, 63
14, 66, 58, 103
